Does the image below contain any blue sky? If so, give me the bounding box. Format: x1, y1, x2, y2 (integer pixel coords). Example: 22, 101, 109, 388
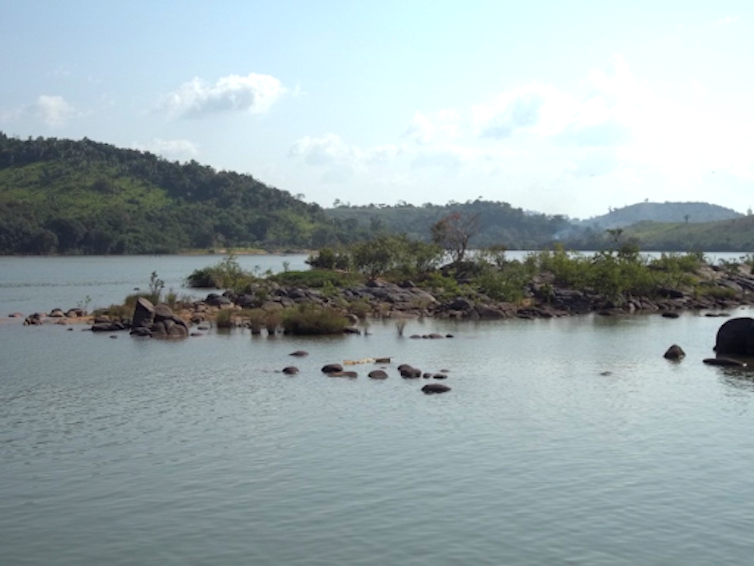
1, 0, 752, 218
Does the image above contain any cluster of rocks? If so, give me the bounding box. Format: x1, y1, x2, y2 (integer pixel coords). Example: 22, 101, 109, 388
23, 307, 86, 325
130, 298, 190, 338
279, 354, 452, 394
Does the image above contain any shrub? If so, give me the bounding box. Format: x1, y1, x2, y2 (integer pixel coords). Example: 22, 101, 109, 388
282, 304, 349, 335
215, 308, 235, 328
186, 253, 256, 292
242, 308, 267, 334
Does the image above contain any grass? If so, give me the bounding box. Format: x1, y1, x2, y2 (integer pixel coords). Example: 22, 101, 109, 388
282, 304, 349, 335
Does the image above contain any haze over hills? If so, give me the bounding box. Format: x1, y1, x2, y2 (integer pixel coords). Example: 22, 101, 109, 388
1, 132, 752, 254
578, 201, 744, 230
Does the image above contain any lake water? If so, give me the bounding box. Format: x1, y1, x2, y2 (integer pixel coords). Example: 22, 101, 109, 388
3, 256, 754, 565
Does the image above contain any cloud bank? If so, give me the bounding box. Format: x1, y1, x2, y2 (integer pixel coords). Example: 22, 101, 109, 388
161, 73, 287, 119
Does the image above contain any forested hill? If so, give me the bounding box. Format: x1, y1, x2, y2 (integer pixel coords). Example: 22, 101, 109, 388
325, 201, 571, 249
0, 133, 350, 254
580, 201, 743, 230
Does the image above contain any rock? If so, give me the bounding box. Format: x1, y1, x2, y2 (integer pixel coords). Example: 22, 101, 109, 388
422, 383, 452, 394
345, 313, 359, 325
447, 297, 474, 311
703, 357, 746, 367
205, 293, 232, 307
409, 334, 421, 339
343, 326, 361, 334
109, 335, 118, 339
167, 321, 188, 338
321, 363, 344, 374
130, 327, 152, 337
153, 303, 175, 321
328, 371, 358, 378
368, 370, 388, 379
428, 333, 444, 339
282, 366, 299, 375
8, 312, 23, 318
48, 308, 65, 318
661, 312, 680, 319
190, 332, 203, 337
374, 357, 391, 363
24, 313, 44, 325
131, 297, 155, 330
432, 373, 448, 379
290, 350, 309, 357
714, 317, 754, 355
400, 365, 421, 378
663, 344, 685, 360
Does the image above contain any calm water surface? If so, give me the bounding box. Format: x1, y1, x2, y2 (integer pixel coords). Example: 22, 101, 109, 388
2, 257, 754, 565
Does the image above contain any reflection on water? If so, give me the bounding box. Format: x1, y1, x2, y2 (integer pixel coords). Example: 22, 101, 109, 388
3, 258, 754, 565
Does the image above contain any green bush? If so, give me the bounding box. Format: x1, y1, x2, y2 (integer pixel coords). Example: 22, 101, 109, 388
270, 269, 361, 288
215, 308, 235, 328
282, 304, 349, 335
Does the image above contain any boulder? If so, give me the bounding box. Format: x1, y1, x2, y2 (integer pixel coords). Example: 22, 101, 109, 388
321, 363, 344, 374
422, 383, 452, 394
368, 370, 388, 379
703, 357, 746, 367
714, 317, 754, 356
328, 371, 358, 378
205, 293, 231, 307
282, 366, 299, 375
400, 366, 421, 378
49, 308, 65, 318
663, 344, 685, 360
290, 350, 309, 357
131, 297, 155, 330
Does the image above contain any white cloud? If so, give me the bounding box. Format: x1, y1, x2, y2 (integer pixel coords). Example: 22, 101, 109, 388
402, 109, 461, 144
289, 134, 403, 182
717, 16, 739, 26
1, 95, 78, 127
133, 138, 199, 160
35, 95, 76, 127
161, 73, 287, 119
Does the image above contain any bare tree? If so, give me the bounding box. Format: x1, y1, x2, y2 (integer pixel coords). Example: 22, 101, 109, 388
431, 212, 481, 264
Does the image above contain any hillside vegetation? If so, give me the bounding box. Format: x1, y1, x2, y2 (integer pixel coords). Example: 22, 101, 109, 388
325, 200, 570, 249
0, 133, 354, 254
579, 201, 742, 230
624, 215, 754, 251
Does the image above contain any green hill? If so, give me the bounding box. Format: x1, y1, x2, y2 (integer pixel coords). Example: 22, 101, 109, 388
580, 201, 742, 230
0, 133, 350, 254
622, 216, 754, 252
325, 201, 571, 249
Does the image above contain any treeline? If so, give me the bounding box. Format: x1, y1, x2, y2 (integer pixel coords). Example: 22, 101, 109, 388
0, 132, 364, 254
325, 200, 571, 249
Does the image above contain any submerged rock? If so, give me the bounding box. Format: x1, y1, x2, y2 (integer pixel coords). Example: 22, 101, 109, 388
663, 344, 686, 360
422, 383, 451, 394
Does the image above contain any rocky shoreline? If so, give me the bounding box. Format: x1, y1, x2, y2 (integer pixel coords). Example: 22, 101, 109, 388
13, 261, 754, 335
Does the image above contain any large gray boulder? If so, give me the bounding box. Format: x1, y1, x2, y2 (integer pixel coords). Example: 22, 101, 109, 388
714, 317, 754, 356
131, 297, 155, 330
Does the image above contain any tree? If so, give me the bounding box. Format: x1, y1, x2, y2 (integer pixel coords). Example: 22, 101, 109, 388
431, 211, 481, 264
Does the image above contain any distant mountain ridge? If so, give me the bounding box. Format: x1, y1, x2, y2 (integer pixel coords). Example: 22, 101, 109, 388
579, 201, 743, 230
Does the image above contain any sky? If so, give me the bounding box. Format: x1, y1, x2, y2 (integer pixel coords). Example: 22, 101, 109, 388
1, 0, 753, 219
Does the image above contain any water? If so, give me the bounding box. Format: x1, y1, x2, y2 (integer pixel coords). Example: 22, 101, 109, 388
3, 257, 754, 565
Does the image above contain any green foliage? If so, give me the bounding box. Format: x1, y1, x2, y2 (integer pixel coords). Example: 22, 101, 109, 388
215, 308, 235, 328
0, 132, 350, 254
186, 253, 256, 292
697, 285, 738, 300
270, 269, 361, 288
282, 304, 349, 335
